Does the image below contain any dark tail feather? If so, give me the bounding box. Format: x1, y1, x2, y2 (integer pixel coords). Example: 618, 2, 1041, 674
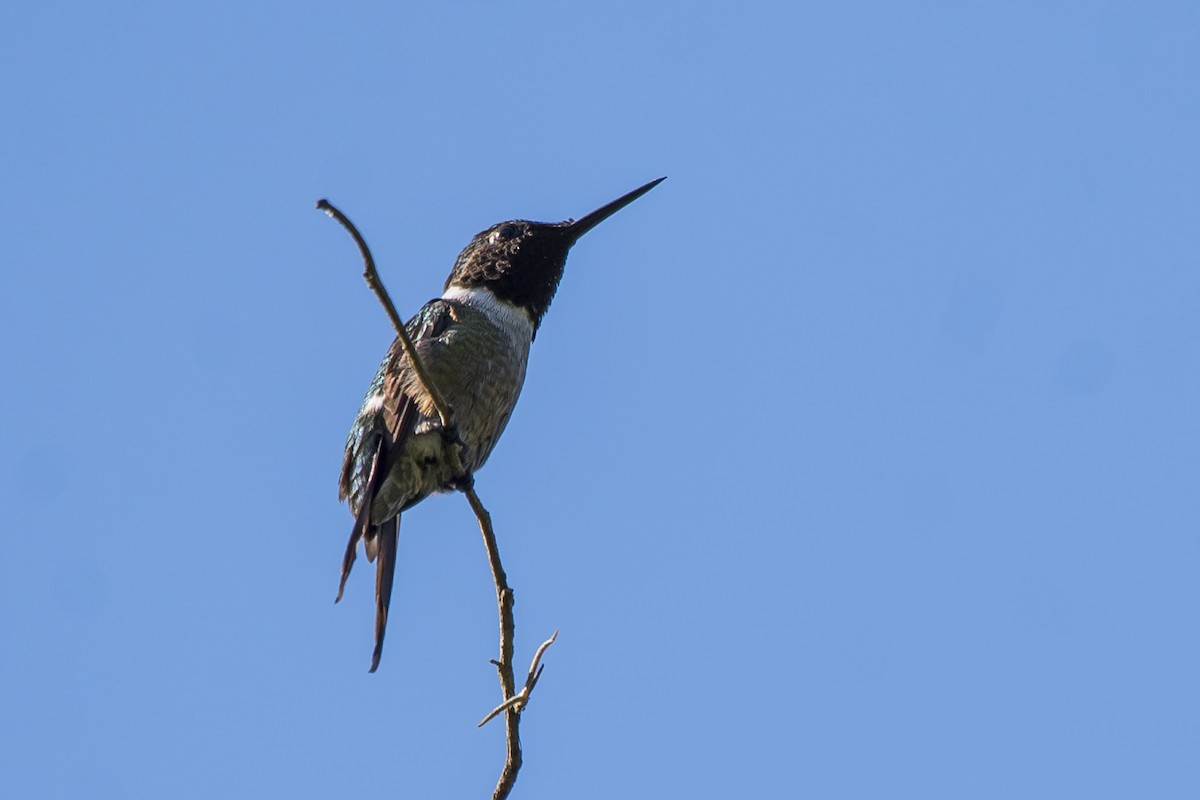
369, 515, 399, 673
336, 438, 383, 603
336, 502, 371, 603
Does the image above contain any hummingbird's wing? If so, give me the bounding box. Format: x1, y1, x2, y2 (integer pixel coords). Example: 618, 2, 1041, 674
336, 298, 458, 672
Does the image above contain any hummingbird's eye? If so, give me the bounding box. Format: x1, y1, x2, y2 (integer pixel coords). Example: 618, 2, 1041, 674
496, 223, 520, 241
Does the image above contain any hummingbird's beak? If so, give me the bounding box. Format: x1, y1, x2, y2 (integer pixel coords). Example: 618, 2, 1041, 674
565, 177, 666, 242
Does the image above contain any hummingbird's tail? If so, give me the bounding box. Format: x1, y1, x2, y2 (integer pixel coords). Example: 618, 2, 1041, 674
335, 432, 400, 672
369, 515, 398, 673
337, 435, 382, 604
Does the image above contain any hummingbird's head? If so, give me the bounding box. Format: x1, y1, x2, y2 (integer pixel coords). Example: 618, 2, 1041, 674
444, 177, 665, 334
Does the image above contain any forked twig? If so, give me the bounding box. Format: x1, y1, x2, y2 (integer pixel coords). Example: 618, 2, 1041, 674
319, 199, 558, 800
478, 629, 559, 727
463, 480, 558, 799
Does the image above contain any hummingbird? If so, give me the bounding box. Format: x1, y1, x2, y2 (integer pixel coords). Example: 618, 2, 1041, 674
337, 177, 665, 671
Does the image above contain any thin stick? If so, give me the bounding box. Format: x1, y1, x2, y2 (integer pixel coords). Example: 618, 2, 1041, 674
316, 199, 456, 432
319, 199, 557, 800
465, 484, 556, 797
464, 485, 520, 798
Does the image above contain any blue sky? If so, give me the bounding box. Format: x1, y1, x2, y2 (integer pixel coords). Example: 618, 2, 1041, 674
3, 2, 1198, 797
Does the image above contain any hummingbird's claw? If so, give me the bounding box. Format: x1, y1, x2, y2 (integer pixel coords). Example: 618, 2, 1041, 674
439, 422, 466, 449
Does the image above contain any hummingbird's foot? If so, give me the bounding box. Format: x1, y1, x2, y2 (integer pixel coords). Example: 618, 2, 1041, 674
439, 423, 466, 450
451, 471, 475, 492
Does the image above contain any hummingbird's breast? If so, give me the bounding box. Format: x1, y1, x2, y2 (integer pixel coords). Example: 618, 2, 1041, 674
365, 287, 534, 522
415, 288, 533, 471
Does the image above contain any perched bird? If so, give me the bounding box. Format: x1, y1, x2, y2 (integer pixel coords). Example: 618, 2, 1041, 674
337, 177, 665, 671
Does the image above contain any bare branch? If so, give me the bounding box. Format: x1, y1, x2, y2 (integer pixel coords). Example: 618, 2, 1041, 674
463, 486, 520, 797
315, 198, 456, 432
319, 199, 558, 800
